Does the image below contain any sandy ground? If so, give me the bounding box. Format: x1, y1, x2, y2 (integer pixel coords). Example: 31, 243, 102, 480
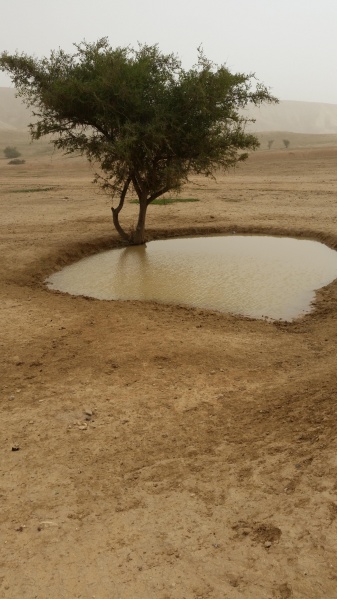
1, 147, 337, 599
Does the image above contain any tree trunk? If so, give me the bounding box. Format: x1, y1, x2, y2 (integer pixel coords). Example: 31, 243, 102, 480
131, 199, 148, 245
111, 206, 129, 241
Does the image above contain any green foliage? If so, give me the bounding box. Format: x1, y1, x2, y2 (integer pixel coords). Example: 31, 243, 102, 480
130, 197, 199, 205
4, 146, 21, 158
8, 158, 25, 165
8, 186, 56, 193
0, 39, 277, 243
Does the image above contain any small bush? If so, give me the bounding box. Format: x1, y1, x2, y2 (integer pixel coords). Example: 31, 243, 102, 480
283, 139, 290, 149
8, 159, 26, 165
4, 146, 21, 159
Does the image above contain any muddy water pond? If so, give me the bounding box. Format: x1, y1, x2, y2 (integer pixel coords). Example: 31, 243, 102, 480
46, 236, 337, 321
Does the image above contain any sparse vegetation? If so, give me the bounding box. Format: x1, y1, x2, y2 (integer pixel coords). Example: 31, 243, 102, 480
256, 132, 337, 151
267, 140, 274, 150
8, 158, 25, 165
130, 197, 199, 205
283, 139, 290, 149
8, 186, 57, 193
3, 146, 21, 159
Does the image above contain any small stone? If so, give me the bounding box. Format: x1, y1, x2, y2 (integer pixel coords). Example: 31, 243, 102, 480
78, 424, 88, 430
11, 444, 20, 451
84, 408, 93, 417
16, 525, 25, 532
8, 395, 15, 401
264, 541, 272, 548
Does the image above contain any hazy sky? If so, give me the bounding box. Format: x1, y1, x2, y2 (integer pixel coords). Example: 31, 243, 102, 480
1, 0, 336, 104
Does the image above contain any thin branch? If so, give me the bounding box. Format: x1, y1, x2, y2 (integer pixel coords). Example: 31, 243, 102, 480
131, 172, 143, 200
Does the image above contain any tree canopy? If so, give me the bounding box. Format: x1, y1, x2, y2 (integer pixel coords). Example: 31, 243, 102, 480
0, 39, 277, 244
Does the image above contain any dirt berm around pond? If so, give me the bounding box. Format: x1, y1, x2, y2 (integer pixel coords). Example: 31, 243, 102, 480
1, 147, 337, 598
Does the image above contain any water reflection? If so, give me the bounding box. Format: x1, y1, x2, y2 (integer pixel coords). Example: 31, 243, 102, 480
46, 236, 337, 321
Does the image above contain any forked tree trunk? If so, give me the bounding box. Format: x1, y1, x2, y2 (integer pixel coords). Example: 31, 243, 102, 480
111, 175, 169, 245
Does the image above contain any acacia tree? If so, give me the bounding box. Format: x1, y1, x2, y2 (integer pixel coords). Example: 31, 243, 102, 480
4, 146, 21, 159
0, 39, 277, 244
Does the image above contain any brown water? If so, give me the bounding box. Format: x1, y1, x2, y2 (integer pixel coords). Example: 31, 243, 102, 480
46, 236, 337, 321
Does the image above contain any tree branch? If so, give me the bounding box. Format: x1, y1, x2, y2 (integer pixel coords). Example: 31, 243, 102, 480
147, 186, 171, 205
111, 175, 132, 241
131, 172, 144, 201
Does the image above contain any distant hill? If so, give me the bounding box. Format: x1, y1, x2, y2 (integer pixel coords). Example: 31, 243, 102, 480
244, 100, 337, 134
0, 87, 34, 130
0, 119, 16, 130
1, 87, 337, 135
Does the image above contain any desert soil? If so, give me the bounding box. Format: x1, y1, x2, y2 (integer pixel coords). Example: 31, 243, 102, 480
1, 147, 337, 599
